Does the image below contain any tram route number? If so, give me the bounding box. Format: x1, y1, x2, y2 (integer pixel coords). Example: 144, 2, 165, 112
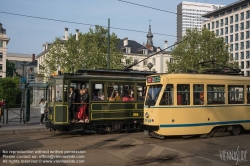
133, 113, 139, 117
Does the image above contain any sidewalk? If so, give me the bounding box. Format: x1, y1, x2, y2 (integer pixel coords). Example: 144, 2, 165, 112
0, 107, 54, 136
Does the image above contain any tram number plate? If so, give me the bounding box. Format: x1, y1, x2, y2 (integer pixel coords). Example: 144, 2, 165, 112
133, 113, 139, 117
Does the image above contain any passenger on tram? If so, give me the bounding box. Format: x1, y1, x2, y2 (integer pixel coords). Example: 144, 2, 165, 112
93, 90, 100, 101
115, 92, 121, 101
77, 88, 89, 123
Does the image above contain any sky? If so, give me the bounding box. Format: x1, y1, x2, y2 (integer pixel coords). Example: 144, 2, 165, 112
0, 0, 236, 56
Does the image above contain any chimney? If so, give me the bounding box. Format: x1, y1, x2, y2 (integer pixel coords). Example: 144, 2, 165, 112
164, 40, 168, 50
32, 54, 35, 61
157, 47, 161, 52
124, 37, 128, 46
65, 28, 68, 40
76, 29, 79, 40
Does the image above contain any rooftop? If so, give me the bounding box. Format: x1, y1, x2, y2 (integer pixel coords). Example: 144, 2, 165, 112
202, 0, 249, 18
7, 52, 32, 58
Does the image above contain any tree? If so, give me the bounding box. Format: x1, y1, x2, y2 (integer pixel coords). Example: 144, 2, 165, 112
0, 77, 20, 107
166, 28, 238, 73
5, 60, 20, 77
42, 25, 125, 76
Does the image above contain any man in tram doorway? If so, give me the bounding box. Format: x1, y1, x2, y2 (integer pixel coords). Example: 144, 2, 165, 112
69, 86, 77, 122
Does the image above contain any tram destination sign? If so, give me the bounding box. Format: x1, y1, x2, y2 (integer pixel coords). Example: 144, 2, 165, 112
147, 76, 160, 83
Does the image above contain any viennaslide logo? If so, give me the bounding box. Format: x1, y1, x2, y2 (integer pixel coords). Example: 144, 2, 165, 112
219, 146, 248, 165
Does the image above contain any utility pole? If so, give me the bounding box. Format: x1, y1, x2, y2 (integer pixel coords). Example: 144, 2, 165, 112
107, 18, 110, 69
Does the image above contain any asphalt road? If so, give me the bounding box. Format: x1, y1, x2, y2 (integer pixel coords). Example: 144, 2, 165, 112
0, 131, 249, 166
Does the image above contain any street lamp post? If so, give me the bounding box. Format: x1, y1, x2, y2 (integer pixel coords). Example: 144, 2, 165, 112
21, 61, 27, 123
147, 62, 153, 72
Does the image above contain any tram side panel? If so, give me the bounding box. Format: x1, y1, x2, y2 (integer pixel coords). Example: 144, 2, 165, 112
144, 105, 250, 136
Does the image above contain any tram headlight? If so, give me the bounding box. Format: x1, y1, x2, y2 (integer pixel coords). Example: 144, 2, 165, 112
145, 112, 149, 118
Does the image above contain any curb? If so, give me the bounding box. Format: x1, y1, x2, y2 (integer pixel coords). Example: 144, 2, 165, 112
0, 128, 54, 135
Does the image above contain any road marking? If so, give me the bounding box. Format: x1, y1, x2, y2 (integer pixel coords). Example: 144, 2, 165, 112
145, 145, 165, 158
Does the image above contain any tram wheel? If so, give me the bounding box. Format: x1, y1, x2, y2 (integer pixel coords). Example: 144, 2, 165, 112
232, 125, 241, 136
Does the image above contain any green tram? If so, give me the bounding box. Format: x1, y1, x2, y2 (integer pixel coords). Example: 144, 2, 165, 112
45, 69, 155, 133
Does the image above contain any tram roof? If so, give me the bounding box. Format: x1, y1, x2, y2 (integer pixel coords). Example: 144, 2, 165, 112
150, 73, 250, 81
53, 69, 156, 78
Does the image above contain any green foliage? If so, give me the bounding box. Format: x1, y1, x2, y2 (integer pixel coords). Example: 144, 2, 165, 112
6, 59, 20, 77
0, 77, 20, 107
42, 25, 125, 75
166, 28, 239, 73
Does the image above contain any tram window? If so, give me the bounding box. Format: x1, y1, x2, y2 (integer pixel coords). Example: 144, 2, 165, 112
107, 83, 134, 101
247, 86, 250, 104
56, 85, 63, 102
137, 84, 146, 101
207, 85, 225, 104
160, 84, 173, 105
228, 85, 244, 104
92, 84, 104, 101
145, 85, 162, 106
193, 84, 204, 105
177, 84, 190, 105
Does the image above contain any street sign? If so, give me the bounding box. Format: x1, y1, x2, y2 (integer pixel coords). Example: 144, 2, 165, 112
20, 77, 26, 90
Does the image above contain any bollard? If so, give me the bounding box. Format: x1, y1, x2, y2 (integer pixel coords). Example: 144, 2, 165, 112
4, 107, 8, 124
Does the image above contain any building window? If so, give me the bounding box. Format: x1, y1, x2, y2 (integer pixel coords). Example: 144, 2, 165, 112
216, 21, 219, 28
247, 31, 250, 39
230, 16, 233, 24
225, 18, 228, 25
235, 53, 239, 60
216, 30, 219, 36
126, 47, 131, 53
220, 19, 223, 26
143, 60, 148, 66
230, 35, 233, 42
235, 14, 239, 22
246, 61, 250, 68
126, 59, 130, 65
0, 64, 2, 71
241, 61, 244, 69
134, 59, 138, 66
230, 53, 234, 60
247, 51, 250, 59
0, 41, 3, 47
247, 71, 250, 76
208, 23, 210, 30
235, 43, 238, 51
240, 22, 244, 30
170, 58, 173, 63
241, 42, 244, 50
241, 52, 244, 60
247, 10, 250, 19
235, 24, 238, 32
235, 34, 238, 41
152, 58, 156, 65
220, 28, 223, 35
225, 27, 228, 34
230, 26, 233, 33
143, 49, 148, 55
247, 21, 250, 29
212, 22, 214, 29
241, 12, 244, 20
225, 36, 228, 43
0, 52, 2, 62
230, 44, 233, 52
241, 32, 244, 40
247, 41, 250, 48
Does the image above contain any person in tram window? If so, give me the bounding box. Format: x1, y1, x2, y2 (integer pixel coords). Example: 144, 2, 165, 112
200, 91, 204, 105
77, 88, 89, 123
115, 92, 121, 101
69, 86, 76, 121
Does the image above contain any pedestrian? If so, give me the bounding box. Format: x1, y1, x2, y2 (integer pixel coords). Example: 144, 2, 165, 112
39, 98, 47, 125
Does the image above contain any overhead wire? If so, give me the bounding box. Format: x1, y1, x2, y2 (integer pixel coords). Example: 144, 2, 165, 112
0, 11, 179, 38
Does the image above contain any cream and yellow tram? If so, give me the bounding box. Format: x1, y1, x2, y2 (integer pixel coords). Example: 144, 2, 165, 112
141, 73, 250, 138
